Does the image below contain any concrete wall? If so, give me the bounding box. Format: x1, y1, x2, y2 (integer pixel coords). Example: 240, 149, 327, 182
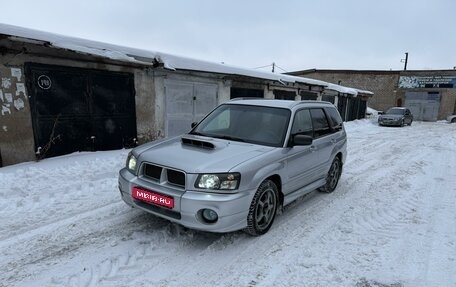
0, 61, 35, 165
292, 71, 398, 112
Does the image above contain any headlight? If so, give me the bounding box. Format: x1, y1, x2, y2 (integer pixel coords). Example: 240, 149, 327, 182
126, 152, 137, 173
195, 173, 240, 191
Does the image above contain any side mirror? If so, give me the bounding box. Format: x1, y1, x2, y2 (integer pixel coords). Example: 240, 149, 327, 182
291, 134, 313, 146
191, 122, 198, 128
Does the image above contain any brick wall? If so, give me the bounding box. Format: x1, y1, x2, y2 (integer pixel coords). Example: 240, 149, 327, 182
292, 69, 456, 119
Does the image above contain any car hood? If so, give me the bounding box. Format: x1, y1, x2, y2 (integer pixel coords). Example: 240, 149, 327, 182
135, 134, 275, 173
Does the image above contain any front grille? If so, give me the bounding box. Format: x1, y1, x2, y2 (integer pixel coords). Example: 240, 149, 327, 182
142, 163, 186, 189
144, 164, 162, 181
167, 169, 185, 188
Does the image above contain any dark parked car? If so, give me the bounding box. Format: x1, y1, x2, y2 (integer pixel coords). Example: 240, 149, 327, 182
119, 99, 347, 236
378, 107, 413, 127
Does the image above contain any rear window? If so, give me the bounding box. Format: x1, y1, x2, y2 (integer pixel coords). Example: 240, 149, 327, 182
386, 108, 405, 115
325, 107, 343, 129
310, 108, 332, 138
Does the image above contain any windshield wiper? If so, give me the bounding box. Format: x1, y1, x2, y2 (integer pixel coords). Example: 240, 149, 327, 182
211, 135, 245, 142
189, 131, 207, 136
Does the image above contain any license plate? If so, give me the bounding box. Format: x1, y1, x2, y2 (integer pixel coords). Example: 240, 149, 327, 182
132, 187, 174, 209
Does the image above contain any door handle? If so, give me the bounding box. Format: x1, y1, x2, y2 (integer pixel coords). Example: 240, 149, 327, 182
331, 138, 337, 144
309, 145, 317, 152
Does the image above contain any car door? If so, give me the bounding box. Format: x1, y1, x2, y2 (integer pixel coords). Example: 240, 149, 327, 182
308, 108, 335, 180
324, 106, 346, 164
405, 109, 413, 124
284, 109, 321, 194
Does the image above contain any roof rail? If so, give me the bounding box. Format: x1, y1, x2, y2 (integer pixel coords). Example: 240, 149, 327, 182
229, 97, 270, 101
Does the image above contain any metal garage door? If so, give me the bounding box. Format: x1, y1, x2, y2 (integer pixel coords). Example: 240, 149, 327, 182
165, 80, 217, 137
404, 92, 440, 121
26, 63, 137, 158
230, 87, 263, 99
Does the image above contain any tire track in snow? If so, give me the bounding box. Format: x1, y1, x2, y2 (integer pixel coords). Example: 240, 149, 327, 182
51, 243, 168, 287
164, 175, 382, 287
0, 155, 125, 243
47, 224, 222, 287
0, 201, 124, 249
0, 204, 164, 287
410, 139, 456, 286
48, 190, 335, 287
353, 196, 422, 239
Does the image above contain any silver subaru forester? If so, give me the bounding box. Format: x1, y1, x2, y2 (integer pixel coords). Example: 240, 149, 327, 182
119, 99, 347, 236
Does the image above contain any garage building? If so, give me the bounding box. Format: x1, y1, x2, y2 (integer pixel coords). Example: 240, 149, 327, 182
0, 24, 371, 166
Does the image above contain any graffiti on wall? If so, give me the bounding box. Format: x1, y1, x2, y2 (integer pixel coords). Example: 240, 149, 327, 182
399, 76, 456, 89
0, 66, 27, 117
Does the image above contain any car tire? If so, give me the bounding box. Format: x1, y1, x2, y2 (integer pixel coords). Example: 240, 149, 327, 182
400, 119, 405, 127
319, 157, 342, 193
245, 180, 278, 236
408, 120, 413, 126
452, 118, 456, 123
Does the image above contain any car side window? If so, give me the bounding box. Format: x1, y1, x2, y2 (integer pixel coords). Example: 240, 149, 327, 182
291, 109, 313, 137
310, 108, 332, 138
325, 107, 343, 131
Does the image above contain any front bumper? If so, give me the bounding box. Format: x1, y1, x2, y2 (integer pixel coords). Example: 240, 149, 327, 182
118, 168, 254, 233
378, 119, 402, 126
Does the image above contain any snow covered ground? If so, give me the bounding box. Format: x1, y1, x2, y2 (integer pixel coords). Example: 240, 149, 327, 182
1, 119, 455, 287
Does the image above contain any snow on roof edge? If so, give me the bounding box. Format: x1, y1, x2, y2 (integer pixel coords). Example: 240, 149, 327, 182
0, 23, 373, 96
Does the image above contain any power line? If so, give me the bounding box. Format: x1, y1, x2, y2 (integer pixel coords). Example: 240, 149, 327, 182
274, 64, 288, 73
253, 62, 289, 73
253, 64, 273, 69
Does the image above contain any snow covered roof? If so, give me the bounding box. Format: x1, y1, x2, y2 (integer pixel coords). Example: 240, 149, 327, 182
0, 23, 369, 96
354, 88, 374, 96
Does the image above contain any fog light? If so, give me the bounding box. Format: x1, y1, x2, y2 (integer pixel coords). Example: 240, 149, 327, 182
202, 209, 218, 223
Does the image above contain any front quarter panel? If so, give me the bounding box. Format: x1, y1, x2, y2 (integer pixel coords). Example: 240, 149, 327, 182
232, 149, 285, 191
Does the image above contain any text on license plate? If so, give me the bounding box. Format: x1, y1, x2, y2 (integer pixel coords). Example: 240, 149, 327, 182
132, 187, 174, 209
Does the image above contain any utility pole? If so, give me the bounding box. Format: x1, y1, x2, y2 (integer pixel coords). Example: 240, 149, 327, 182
402, 52, 409, 70
272, 62, 275, 73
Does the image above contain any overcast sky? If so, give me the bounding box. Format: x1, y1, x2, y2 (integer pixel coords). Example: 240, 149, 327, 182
1, 0, 455, 72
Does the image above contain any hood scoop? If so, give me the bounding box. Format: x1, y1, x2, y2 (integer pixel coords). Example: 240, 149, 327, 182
181, 137, 215, 149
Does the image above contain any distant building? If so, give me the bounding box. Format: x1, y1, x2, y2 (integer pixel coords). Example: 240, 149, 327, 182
288, 69, 456, 121
0, 24, 372, 166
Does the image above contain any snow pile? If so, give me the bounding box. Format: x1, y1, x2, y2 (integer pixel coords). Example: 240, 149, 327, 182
366, 106, 379, 116
1, 120, 455, 287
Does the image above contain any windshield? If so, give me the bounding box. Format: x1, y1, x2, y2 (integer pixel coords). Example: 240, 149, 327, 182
190, 104, 291, 147
386, 108, 405, 115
